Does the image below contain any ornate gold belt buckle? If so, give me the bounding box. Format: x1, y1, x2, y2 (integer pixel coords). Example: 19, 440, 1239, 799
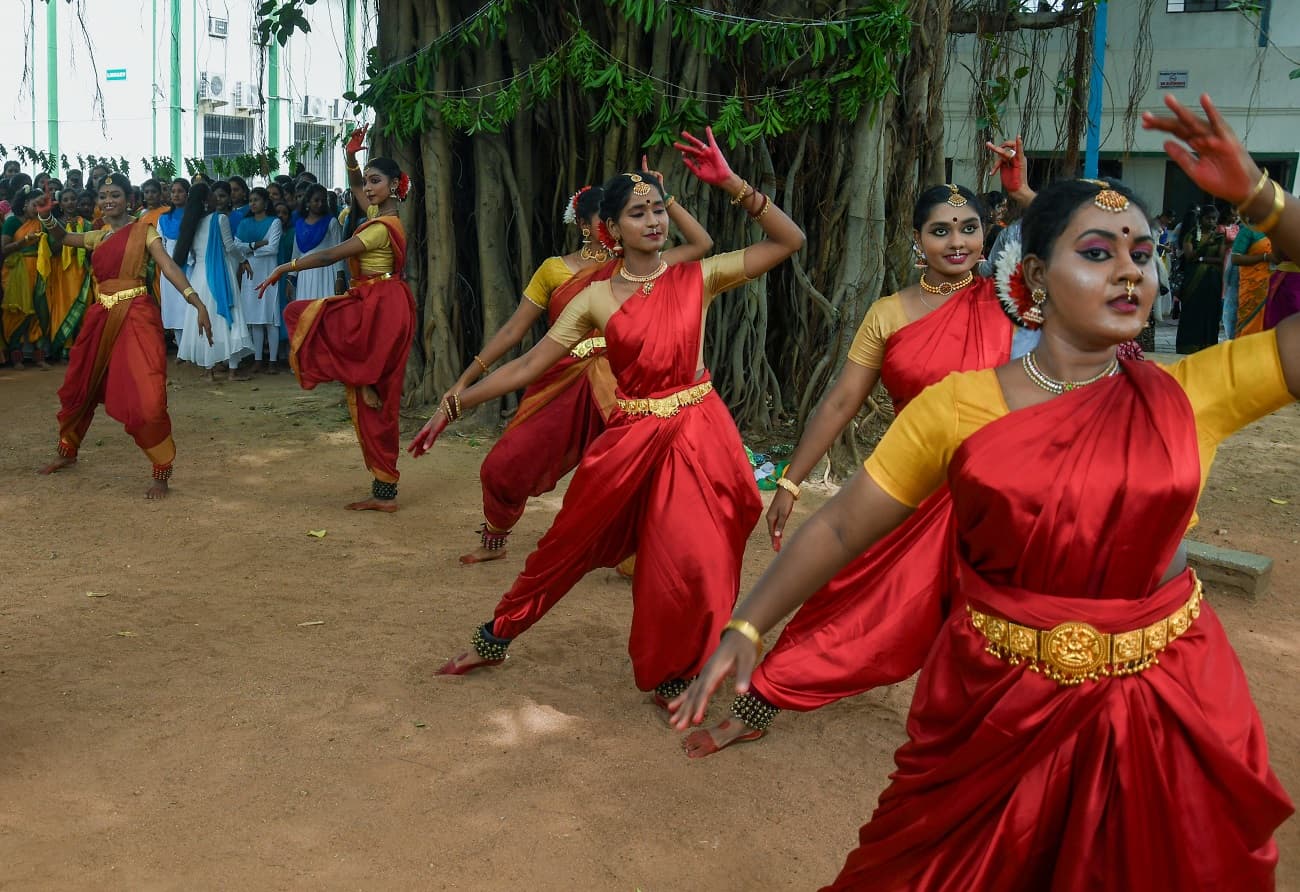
1041, 621, 1108, 679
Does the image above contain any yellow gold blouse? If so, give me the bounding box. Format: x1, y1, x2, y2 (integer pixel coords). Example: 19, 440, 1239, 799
846, 293, 908, 369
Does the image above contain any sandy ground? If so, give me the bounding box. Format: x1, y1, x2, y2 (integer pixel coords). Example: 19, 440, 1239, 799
0, 357, 1297, 891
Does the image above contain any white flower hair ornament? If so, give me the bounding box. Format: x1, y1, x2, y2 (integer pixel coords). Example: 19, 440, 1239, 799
562, 186, 592, 225
993, 228, 1043, 329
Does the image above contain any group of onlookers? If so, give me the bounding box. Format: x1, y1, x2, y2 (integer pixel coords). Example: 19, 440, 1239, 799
0, 160, 359, 377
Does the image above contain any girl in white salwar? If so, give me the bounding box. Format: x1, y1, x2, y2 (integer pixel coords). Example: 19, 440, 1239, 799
291, 184, 346, 301
157, 178, 190, 348
175, 182, 254, 381
235, 187, 284, 374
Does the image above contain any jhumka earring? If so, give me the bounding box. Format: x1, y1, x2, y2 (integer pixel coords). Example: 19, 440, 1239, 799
1025, 287, 1047, 325
912, 241, 928, 269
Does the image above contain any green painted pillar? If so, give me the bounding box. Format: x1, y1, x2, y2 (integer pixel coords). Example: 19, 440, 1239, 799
170, 0, 181, 167
46, 0, 59, 165
344, 0, 357, 94
269, 41, 282, 155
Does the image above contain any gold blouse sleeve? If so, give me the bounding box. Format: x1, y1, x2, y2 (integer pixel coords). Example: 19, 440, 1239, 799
700, 250, 752, 307
545, 286, 597, 351
847, 294, 908, 369
523, 257, 573, 310
82, 229, 108, 251
145, 225, 161, 247
1165, 330, 1294, 454
864, 374, 963, 507
355, 221, 391, 252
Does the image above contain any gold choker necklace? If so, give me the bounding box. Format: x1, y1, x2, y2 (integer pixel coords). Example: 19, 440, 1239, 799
919, 271, 974, 296
1021, 351, 1119, 395
619, 260, 668, 294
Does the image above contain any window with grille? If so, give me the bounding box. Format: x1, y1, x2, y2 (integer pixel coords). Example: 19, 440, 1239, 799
292, 123, 336, 188
1166, 0, 1237, 11
202, 114, 253, 163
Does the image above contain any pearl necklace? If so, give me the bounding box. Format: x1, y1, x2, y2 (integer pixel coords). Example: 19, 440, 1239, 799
619, 260, 668, 294
1021, 351, 1119, 395
919, 270, 974, 297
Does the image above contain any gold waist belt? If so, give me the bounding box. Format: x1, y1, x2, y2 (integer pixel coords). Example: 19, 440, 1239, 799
570, 336, 606, 359
98, 285, 147, 309
967, 574, 1203, 686
617, 381, 713, 418
352, 271, 396, 287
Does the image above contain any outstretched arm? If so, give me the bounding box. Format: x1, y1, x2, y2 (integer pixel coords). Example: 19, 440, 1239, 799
408, 335, 572, 457
765, 363, 881, 550
442, 297, 547, 404
674, 127, 805, 279
669, 470, 914, 728
1143, 92, 1300, 395
255, 232, 367, 297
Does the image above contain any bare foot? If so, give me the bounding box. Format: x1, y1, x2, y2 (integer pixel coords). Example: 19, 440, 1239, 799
202, 368, 215, 381
345, 497, 399, 513
616, 556, 636, 578
682, 718, 765, 759
39, 455, 77, 475
227, 369, 252, 382
460, 546, 508, 565
36, 359, 51, 370
145, 479, 170, 500
360, 385, 382, 410
436, 650, 503, 676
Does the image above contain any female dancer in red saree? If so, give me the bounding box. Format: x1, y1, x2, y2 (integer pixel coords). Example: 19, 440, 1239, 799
673, 96, 1297, 889
36, 174, 214, 499
689, 182, 1036, 754
448, 172, 712, 564
409, 128, 805, 702
258, 129, 416, 512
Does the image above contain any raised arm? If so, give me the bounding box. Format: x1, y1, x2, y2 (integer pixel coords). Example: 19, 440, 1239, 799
1143, 92, 1300, 395
673, 127, 805, 279
670, 470, 914, 728
30, 193, 81, 249
639, 155, 714, 265
344, 125, 369, 210
987, 135, 1036, 207
766, 362, 882, 549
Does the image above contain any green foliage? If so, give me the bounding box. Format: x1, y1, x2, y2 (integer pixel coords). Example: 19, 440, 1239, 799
256, 0, 318, 47
328, 0, 911, 148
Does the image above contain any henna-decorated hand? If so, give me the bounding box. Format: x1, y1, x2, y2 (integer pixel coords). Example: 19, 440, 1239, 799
345, 123, 369, 156
1143, 94, 1261, 206
673, 127, 735, 187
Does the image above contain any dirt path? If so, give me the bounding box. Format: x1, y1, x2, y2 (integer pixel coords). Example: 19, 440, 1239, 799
1, 363, 1296, 890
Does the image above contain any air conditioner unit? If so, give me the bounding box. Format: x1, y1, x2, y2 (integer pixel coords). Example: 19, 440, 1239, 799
330, 98, 350, 121
233, 81, 255, 110
208, 15, 228, 39
301, 95, 327, 120
198, 71, 228, 105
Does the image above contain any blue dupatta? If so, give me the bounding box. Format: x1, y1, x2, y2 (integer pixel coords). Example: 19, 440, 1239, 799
294, 215, 331, 253
205, 213, 236, 325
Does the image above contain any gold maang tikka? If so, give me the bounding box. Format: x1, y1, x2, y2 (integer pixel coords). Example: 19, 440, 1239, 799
1081, 178, 1130, 213
627, 173, 652, 196
946, 184, 967, 208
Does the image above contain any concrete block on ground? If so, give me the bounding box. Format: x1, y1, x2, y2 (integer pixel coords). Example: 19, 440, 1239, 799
1186, 540, 1273, 600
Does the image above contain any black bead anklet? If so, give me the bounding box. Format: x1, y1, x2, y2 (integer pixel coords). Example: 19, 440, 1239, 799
731, 692, 780, 730
372, 479, 398, 500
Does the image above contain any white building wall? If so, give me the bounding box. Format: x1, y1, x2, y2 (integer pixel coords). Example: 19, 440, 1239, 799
0, 0, 373, 187
943, 3, 1300, 215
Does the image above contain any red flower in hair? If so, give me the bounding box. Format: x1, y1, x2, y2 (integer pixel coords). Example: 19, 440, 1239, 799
396, 172, 411, 201
1008, 266, 1030, 316
595, 219, 618, 251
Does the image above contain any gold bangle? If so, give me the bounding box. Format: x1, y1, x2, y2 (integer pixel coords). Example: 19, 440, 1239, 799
1254, 180, 1287, 233
729, 180, 753, 206
749, 193, 771, 220
775, 475, 800, 500
473, 354, 490, 375
664, 195, 676, 209
182, 287, 197, 298
1237, 170, 1270, 214
347, 162, 361, 172
290, 258, 298, 271
723, 619, 764, 657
